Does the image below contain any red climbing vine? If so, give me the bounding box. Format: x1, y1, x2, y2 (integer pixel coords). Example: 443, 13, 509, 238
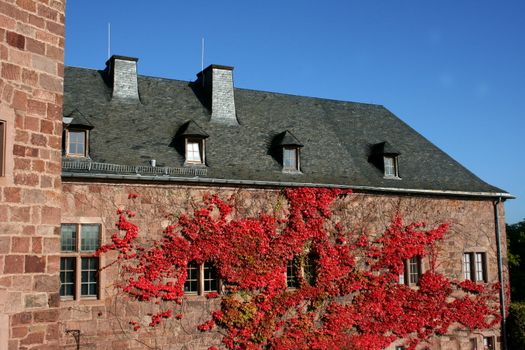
97, 188, 501, 350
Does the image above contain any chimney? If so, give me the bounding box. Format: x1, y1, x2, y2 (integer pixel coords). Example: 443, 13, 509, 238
105, 55, 140, 102
196, 65, 238, 125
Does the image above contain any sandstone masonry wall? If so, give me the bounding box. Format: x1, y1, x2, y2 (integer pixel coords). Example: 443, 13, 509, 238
0, 0, 65, 349
60, 181, 507, 350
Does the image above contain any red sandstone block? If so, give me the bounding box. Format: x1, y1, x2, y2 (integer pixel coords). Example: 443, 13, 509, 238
0, 43, 8, 60
24, 115, 40, 131
12, 237, 30, 253
45, 20, 62, 36
41, 206, 60, 225
31, 133, 47, 147
40, 175, 53, 188
12, 326, 29, 339
32, 237, 42, 253
37, 3, 57, 21
22, 68, 38, 85
20, 331, 45, 345
13, 144, 26, 156
22, 225, 36, 235
2, 62, 21, 80
14, 173, 39, 186
12, 89, 28, 111
0, 13, 17, 30
46, 160, 60, 174
47, 135, 59, 149
38, 73, 61, 92
57, 61, 63, 77
16, 0, 37, 13
14, 158, 31, 171
33, 309, 59, 323
45, 44, 62, 60
15, 130, 29, 143
32, 159, 46, 172
25, 255, 46, 273
40, 119, 53, 134
0, 275, 12, 287
46, 102, 61, 120
25, 146, 39, 157
33, 89, 55, 102
8, 47, 32, 67
26, 37, 45, 55
6, 31, 25, 49
10, 206, 31, 222
0, 236, 10, 253
0, 204, 9, 221
35, 29, 58, 46
46, 255, 59, 273
28, 13, 45, 28
1, 82, 14, 102
4, 255, 24, 274
27, 98, 47, 116
48, 292, 59, 308
32, 54, 56, 75
8, 340, 19, 350
11, 312, 32, 326
45, 323, 59, 341
4, 187, 21, 202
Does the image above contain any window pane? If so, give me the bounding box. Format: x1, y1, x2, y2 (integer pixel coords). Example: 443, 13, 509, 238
304, 253, 317, 286
68, 131, 86, 156
61, 224, 77, 252
384, 156, 396, 176
81, 257, 98, 297
283, 148, 297, 170
475, 253, 486, 282
463, 253, 472, 280
408, 257, 421, 284
81, 224, 100, 251
287, 258, 299, 288
184, 262, 199, 293
203, 262, 219, 292
60, 257, 76, 297
186, 141, 201, 162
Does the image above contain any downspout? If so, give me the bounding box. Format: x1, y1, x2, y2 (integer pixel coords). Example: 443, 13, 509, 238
494, 197, 507, 350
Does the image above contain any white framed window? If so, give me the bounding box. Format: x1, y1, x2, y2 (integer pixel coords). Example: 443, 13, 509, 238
185, 138, 205, 164
283, 147, 300, 172
60, 224, 101, 299
384, 155, 398, 178
65, 129, 88, 157
399, 256, 422, 285
184, 261, 220, 295
464, 252, 487, 282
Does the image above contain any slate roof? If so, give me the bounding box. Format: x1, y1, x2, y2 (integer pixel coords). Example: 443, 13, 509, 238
62, 66, 509, 197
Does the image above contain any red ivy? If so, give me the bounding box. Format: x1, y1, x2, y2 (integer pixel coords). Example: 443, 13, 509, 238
98, 188, 501, 350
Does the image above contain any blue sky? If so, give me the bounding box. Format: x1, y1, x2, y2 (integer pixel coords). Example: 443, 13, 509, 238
65, 1, 524, 224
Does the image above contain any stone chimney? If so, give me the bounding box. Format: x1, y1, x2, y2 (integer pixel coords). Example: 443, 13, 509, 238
196, 65, 238, 125
105, 55, 140, 102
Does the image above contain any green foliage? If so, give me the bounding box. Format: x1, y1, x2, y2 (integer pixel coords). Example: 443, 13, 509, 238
508, 302, 525, 349
507, 220, 525, 301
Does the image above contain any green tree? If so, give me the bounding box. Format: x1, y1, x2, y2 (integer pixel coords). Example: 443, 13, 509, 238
507, 219, 525, 301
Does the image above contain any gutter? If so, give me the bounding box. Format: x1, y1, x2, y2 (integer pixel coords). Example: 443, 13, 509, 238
494, 197, 508, 350
61, 172, 514, 199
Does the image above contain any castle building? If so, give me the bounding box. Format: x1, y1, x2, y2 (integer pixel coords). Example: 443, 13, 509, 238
0, 1, 512, 349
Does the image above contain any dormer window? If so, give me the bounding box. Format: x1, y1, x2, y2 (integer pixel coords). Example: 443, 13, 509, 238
185, 138, 204, 164
66, 130, 87, 157
283, 147, 299, 171
63, 109, 93, 158
369, 141, 401, 179
273, 130, 303, 173
177, 120, 209, 166
383, 155, 398, 178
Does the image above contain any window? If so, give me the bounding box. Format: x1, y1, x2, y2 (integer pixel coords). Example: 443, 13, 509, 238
65, 129, 88, 157
286, 253, 318, 288
469, 338, 478, 350
463, 252, 487, 282
185, 138, 205, 164
384, 155, 398, 178
0, 120, 5, 176
184, 261, 220, 295
483, 336, 495, 350
399, 256, 422, 285
283, 147, 300, 172
395, 346, 406, 350
60, 224, 101, 299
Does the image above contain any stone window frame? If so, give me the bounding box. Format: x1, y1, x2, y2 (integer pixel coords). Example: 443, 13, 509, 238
184, 138, 206, 165
399, 256, 423, 286
463, 250, 488, 283
64, 127, 90, 158
184, 261, 220, 295
482, 335, 495, 349
60, 218, 105, 302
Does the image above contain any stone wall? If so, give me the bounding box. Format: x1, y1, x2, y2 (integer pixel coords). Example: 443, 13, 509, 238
0, 0, 65, 349
60, 180, 507, 350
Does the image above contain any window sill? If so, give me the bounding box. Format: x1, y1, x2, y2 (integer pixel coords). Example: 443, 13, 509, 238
282, 169, 302, 175
183, 161, 207, 167
383, 175, 402, 180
